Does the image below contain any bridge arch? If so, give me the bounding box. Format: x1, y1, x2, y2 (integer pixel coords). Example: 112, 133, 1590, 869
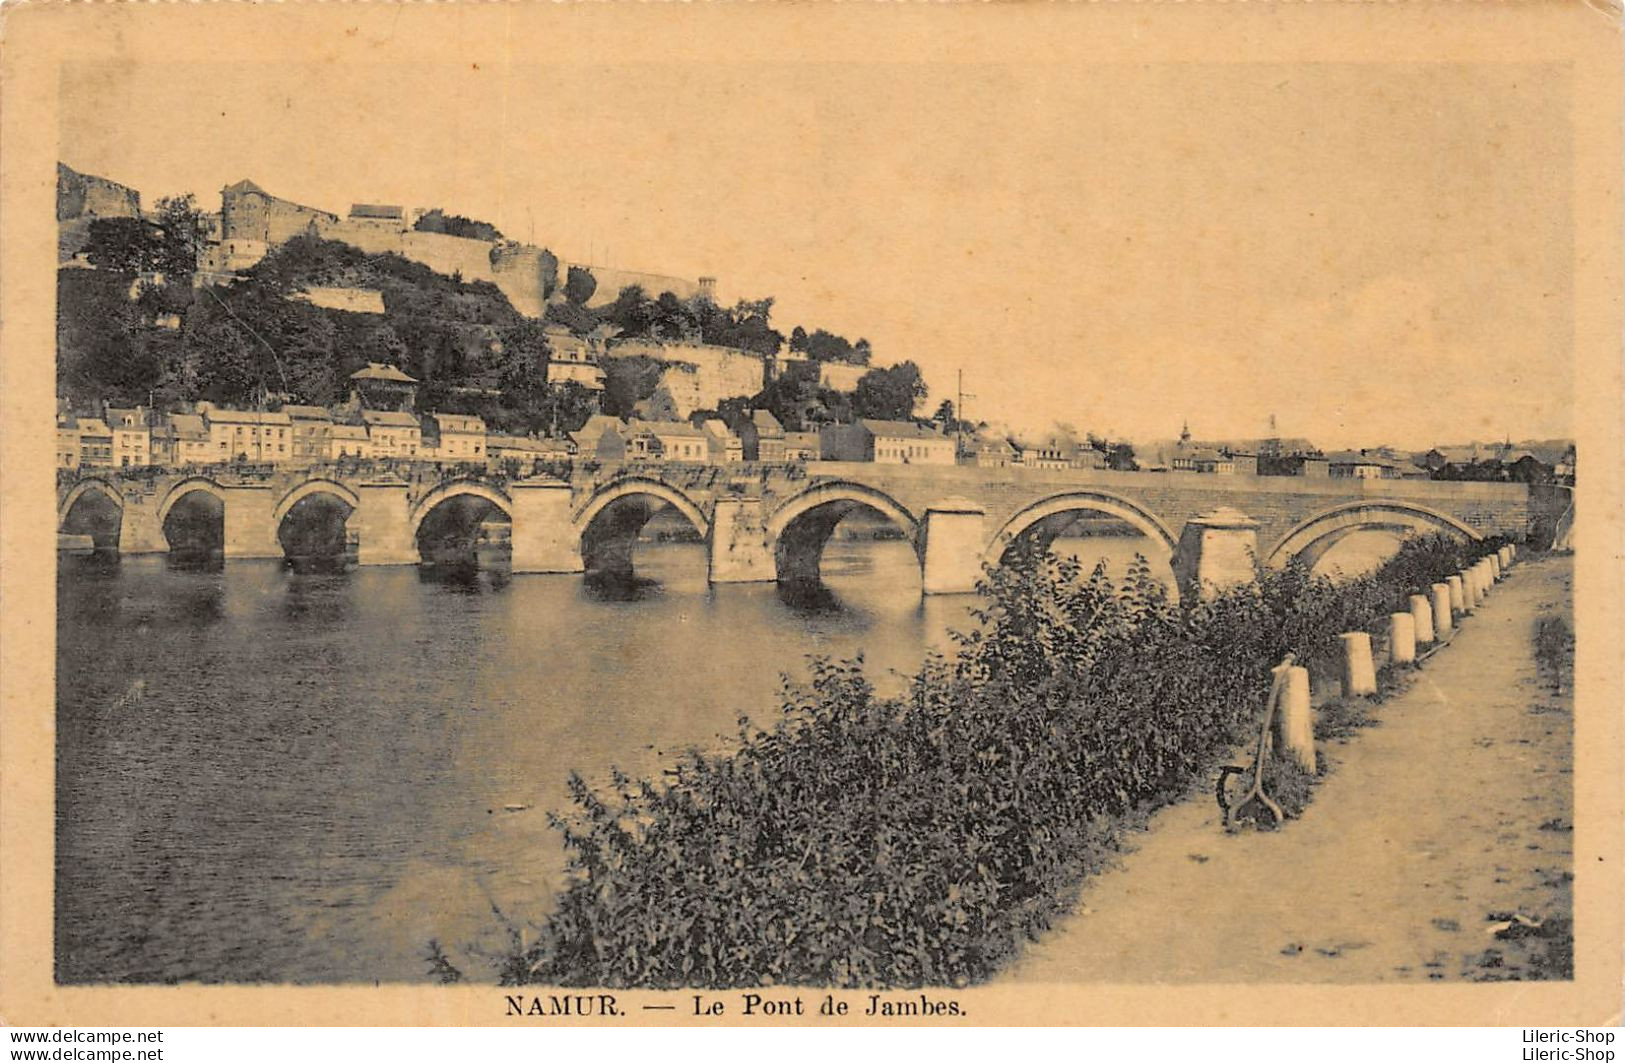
156, 477, 227, 527
982, 490, 1180, 568
1264, 500, 1481, 570
408, 480, 514, 540
575, 477, 711, 540
272, 479, 362, 527
574, 476, 711, 579
58, 477, 125, 551
766, 480, 920, 584
58, 477, 124, 525
155, 477, 229, 556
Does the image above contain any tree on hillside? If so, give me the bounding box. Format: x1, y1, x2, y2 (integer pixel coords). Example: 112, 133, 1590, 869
749, 359, 823, 431
57, 267, 165, 405
564, 266, 598, 306
414, 208, 503, 243
153, 195, 210, 276
697, 297, 783, 357
852, 361, 927, 421
796, 328, 873, 366
82, 217, 157, 273
600, 355, 666, 419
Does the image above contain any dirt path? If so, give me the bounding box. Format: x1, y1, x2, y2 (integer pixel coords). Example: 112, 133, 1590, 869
1006, 555, 1574, 984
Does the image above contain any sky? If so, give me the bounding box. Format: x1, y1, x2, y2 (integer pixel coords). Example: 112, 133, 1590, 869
60, 58, 1574, 450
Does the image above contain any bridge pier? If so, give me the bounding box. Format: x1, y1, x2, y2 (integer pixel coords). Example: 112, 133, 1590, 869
709, 497, 775, 584
351, 480, 417, 566
117, 491, 168, 555
921, 500, 988, 595
222, 483, 281, 559
509, 479, 583, 574
1172, 506, 1260, 600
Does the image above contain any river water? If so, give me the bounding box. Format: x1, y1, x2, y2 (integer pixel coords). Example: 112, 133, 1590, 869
54, 530, 1400, 984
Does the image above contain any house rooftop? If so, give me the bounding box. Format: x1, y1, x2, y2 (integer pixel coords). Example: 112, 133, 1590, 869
207, 408, 292, 425
859, 419, 946, 441
360, 409, 421, 428
350, 204, 404, 220
641, 420, 704, 437
350, 362, 418, 384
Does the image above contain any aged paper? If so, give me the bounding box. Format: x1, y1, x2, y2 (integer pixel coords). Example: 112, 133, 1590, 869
2, 0, 1621, 1028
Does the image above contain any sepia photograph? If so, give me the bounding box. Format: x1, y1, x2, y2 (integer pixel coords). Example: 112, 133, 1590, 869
1, 0, 1620, 1033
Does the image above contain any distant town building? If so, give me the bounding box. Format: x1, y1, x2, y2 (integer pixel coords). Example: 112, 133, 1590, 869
641, 420, 708, 463
168, 413, 212, 466
965, 433, 1018, 468
283, 405, 335, 467
76, 418, 113, 467
56, 415, 81, 469
487, 434, 572, 469
105, 406, 151, 468
431, 413, 487, 463
783, 431, 821, 462
204, 407, 292, 464
700, 419, 743, 463
821, 420, 956, 465
543, 326, 608, 392
1191, 449, 1234, 475
359, 409, 422, 458
727, 409, 787, 463
1326, 451, 1396, 479
571, 415, 629, 462
330, 424, 369, 460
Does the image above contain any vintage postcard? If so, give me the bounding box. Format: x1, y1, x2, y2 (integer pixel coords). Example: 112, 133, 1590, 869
1, 0, 1620, 1029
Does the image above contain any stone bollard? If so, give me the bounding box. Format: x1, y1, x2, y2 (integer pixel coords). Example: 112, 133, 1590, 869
1340, 631, 1378, 697
1409, 593, 1434, 644
1389, 612, 1417, 665
1275, 663, 1316, 774
1509, 543, 1518, 563
1432, 582, 1454, 637
1499, 545, 1512, 569
1488, 555, 1501, 582
1449, 574, 1466, 613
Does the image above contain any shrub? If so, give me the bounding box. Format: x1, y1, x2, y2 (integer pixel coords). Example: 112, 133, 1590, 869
495, 534, 1499, 988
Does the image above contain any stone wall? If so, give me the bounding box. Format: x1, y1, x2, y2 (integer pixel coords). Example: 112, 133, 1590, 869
609, 340, 769, 414
58, 164, 142, 223
571, 263, 702, 308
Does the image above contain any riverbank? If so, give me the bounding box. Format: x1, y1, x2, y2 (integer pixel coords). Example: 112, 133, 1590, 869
1005, 553, 1573, 983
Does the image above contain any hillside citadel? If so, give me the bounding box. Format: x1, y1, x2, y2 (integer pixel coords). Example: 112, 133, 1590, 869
60, 162, 710, 320
56, 163, 1574, 487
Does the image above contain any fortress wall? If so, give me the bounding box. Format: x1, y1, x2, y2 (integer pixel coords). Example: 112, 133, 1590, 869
58, 165, 142, 222
573, 263, 701, 307
400, 230, 498, 284
610, 340, 768, 410
491, 246, 557, 318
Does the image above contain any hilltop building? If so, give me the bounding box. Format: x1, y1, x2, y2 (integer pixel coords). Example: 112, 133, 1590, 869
348, 363, 418, 412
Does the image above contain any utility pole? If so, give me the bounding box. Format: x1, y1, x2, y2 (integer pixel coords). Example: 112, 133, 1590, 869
956, 369, 976, 461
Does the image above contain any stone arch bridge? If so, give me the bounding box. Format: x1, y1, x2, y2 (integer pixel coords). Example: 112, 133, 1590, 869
57, 462, 1538, 598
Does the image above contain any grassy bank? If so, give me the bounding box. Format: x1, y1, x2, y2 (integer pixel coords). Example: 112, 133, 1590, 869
487, 534, 1510, 988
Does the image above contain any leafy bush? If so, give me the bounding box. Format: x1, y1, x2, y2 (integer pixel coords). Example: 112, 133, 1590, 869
496, 534, 1507, 988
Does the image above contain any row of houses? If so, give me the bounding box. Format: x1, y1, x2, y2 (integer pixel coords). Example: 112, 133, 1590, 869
56, 402, 502, 469
568, 413, 962, 467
